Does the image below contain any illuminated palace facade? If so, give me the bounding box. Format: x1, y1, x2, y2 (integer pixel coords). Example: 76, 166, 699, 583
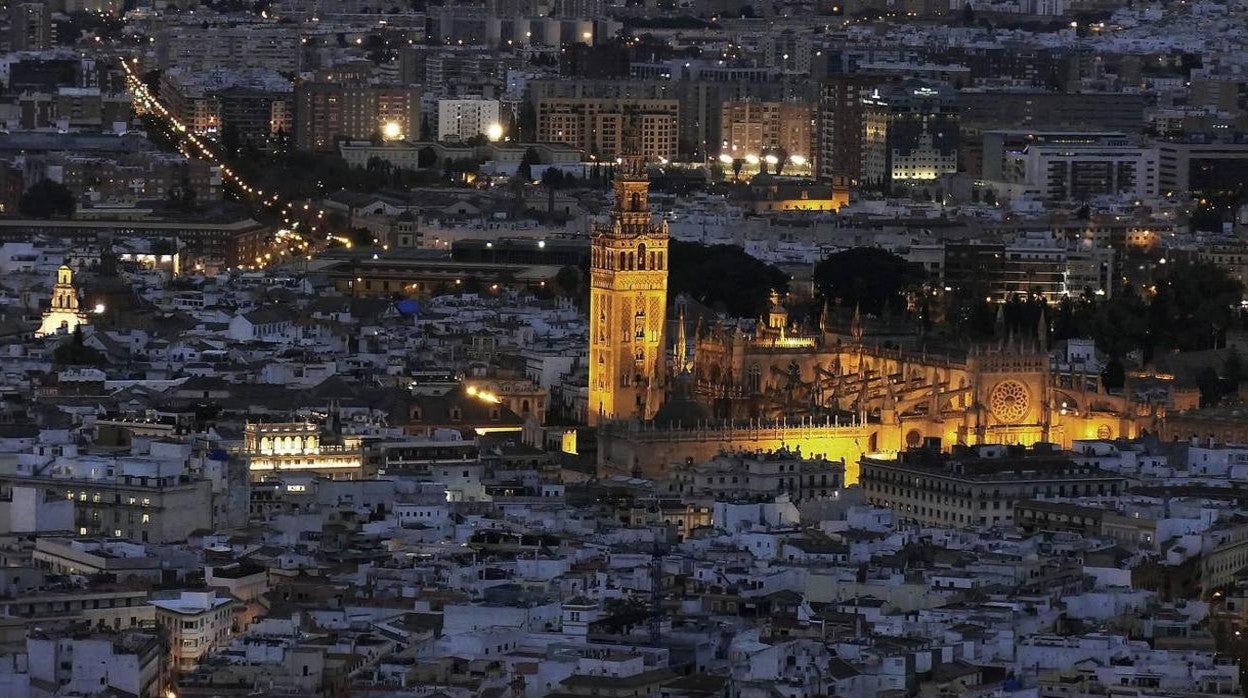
595, 265, 1154, 485
243, 421, 363, 479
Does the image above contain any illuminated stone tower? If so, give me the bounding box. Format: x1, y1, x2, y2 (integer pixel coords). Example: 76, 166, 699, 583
37, 264, 88, 338
588, 126, 669, 425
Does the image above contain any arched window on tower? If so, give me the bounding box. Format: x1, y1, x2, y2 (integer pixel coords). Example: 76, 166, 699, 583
627, 252, 635, 270
619, 251, 626, 269
630, 192, 641, 211
637, 243, 646, 270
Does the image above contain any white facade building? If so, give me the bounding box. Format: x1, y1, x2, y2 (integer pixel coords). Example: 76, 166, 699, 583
437, 99, 501, 142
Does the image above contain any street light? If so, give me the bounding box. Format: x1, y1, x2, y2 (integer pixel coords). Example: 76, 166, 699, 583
486, 123, 504, 141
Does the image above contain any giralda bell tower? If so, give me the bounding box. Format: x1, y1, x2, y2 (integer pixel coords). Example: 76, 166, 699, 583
587, 122, 669, 425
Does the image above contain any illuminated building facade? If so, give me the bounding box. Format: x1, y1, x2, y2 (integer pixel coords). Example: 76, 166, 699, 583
720, 100, 814, 166
243, 421, 363, 478
436, 98, 502, 142
861, 443, 1127, 528
861, 81, 958, 187
294, 82, 421, 152
601, 329, 1146, 482
37, 265, 89, 338
536, 98, 678, 162
587, 132, 669, 425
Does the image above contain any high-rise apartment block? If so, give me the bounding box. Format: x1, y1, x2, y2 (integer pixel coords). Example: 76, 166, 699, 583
294, 82, 421, 152
537, 98, 678, 162
719, 100, 813, 163
437, 98, 502, 142
10, 2, 52, 51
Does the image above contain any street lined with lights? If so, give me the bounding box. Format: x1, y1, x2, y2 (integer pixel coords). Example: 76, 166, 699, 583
121, 58, 334, 269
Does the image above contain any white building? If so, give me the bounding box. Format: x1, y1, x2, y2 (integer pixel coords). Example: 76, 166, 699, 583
26, 627, 166, 698
1009, 143, 1159, 202
437, 99, 501, 142
150, 590, 240, 672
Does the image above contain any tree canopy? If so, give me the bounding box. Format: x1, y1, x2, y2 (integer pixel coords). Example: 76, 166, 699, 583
667, 240, 789, 318
53, 326, 106, 366
19, 180, 76, 219
813, 247, 925, 316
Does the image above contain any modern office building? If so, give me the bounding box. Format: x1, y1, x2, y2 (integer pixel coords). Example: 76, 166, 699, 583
1004, 139, 1159, 202
1157, 141, 1248, 197
861, 81, 958, 187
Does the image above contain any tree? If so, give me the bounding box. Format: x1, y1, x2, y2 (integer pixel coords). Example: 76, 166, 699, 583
1197, 366, 1224, 407
774, 147, 789, 176
667, 240, 788, 317
960, 2, 974, 24
166, 183, 197, 212
417, 146, 437, 169
1144, 258, 1242, 354
220, 123, 241, 158
813, 247, 924, 316
1101, 355, 1125, 390
53, 326, 106, 366
19, 180, 76, 219
555, 265, 582, 299
517, 147, 539, 182
982, 189, 997, 206
1227, 347, 1244, 387
350, 228, 375, 247
541, 167, 564, 216
731, 158, 744, 181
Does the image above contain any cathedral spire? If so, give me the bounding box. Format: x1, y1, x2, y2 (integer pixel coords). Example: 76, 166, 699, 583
674, 305, 689, 374
1037, 307, 1048, 353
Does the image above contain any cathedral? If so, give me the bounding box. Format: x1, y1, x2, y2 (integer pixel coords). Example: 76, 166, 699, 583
590, 149, 1161, 484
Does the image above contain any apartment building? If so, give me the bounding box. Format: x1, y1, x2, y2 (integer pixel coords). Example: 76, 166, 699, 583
536, 98, 678, 162
294, 82, 421, 152
437, 98, 502, 142
719, 100, 814, 163
151, 590, 240, 673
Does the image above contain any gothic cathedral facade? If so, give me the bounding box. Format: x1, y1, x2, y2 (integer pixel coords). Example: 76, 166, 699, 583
587, 150, 669, 425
